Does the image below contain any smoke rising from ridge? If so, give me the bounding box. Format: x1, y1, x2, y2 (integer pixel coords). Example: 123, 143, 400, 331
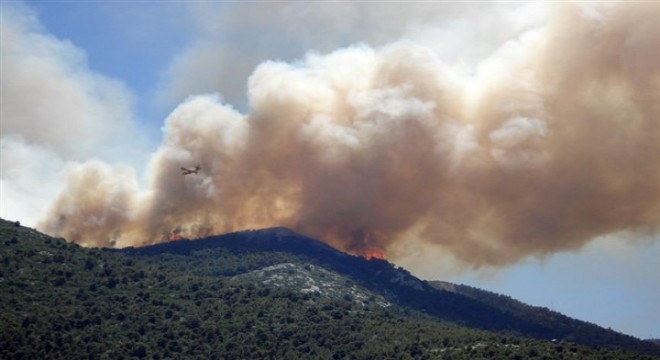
40, 2, 660, 268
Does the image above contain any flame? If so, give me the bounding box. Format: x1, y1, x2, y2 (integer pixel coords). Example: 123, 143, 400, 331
363, 248, 386, 260
161, 224, 214, 242
167, 228, 185, 241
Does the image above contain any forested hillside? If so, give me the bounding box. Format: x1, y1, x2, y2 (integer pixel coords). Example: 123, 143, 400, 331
1, 219, 657, 359
118, 227, 659, 353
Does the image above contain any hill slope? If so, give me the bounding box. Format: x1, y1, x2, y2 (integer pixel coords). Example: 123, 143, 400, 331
118, 227, 658, 354
1, 219, 658, 359
429, 281, 657, 351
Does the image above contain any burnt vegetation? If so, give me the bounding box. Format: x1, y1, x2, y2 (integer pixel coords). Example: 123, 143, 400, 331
1, 219, 658, 359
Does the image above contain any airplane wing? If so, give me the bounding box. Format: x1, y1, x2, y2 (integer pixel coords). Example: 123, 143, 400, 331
181, 165, 200, 175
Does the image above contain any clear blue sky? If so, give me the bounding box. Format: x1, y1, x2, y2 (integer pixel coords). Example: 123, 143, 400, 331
2, 1, 658, 340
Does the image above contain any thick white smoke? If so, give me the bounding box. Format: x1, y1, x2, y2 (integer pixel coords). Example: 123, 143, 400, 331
2, 2, 657, 269
37, 2, 660, 269
158, 2, 549, 111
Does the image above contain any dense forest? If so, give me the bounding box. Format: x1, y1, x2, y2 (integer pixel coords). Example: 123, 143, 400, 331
1, 219, 658, 359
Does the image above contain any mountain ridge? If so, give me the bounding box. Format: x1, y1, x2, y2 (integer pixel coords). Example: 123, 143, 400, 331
117, 226, 658, 354
2, 219, 658, 358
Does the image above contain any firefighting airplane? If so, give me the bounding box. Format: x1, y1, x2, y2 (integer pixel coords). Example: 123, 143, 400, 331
181, 165, 201, 175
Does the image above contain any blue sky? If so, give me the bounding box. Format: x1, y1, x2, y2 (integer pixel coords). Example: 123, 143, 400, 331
2, 1, 658, 339
23, 1, 194, 130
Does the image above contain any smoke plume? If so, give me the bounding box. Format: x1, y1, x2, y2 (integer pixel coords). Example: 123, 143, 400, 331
40, 2, 660, 268
0, 3, 143, 225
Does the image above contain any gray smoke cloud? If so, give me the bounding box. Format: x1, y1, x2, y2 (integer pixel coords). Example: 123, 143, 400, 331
158, 1, 548, 111
39, 2, 660, 268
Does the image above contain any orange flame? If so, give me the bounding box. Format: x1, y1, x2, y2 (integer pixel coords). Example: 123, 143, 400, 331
167, 228, 185, 241
363, 248, 386, 260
